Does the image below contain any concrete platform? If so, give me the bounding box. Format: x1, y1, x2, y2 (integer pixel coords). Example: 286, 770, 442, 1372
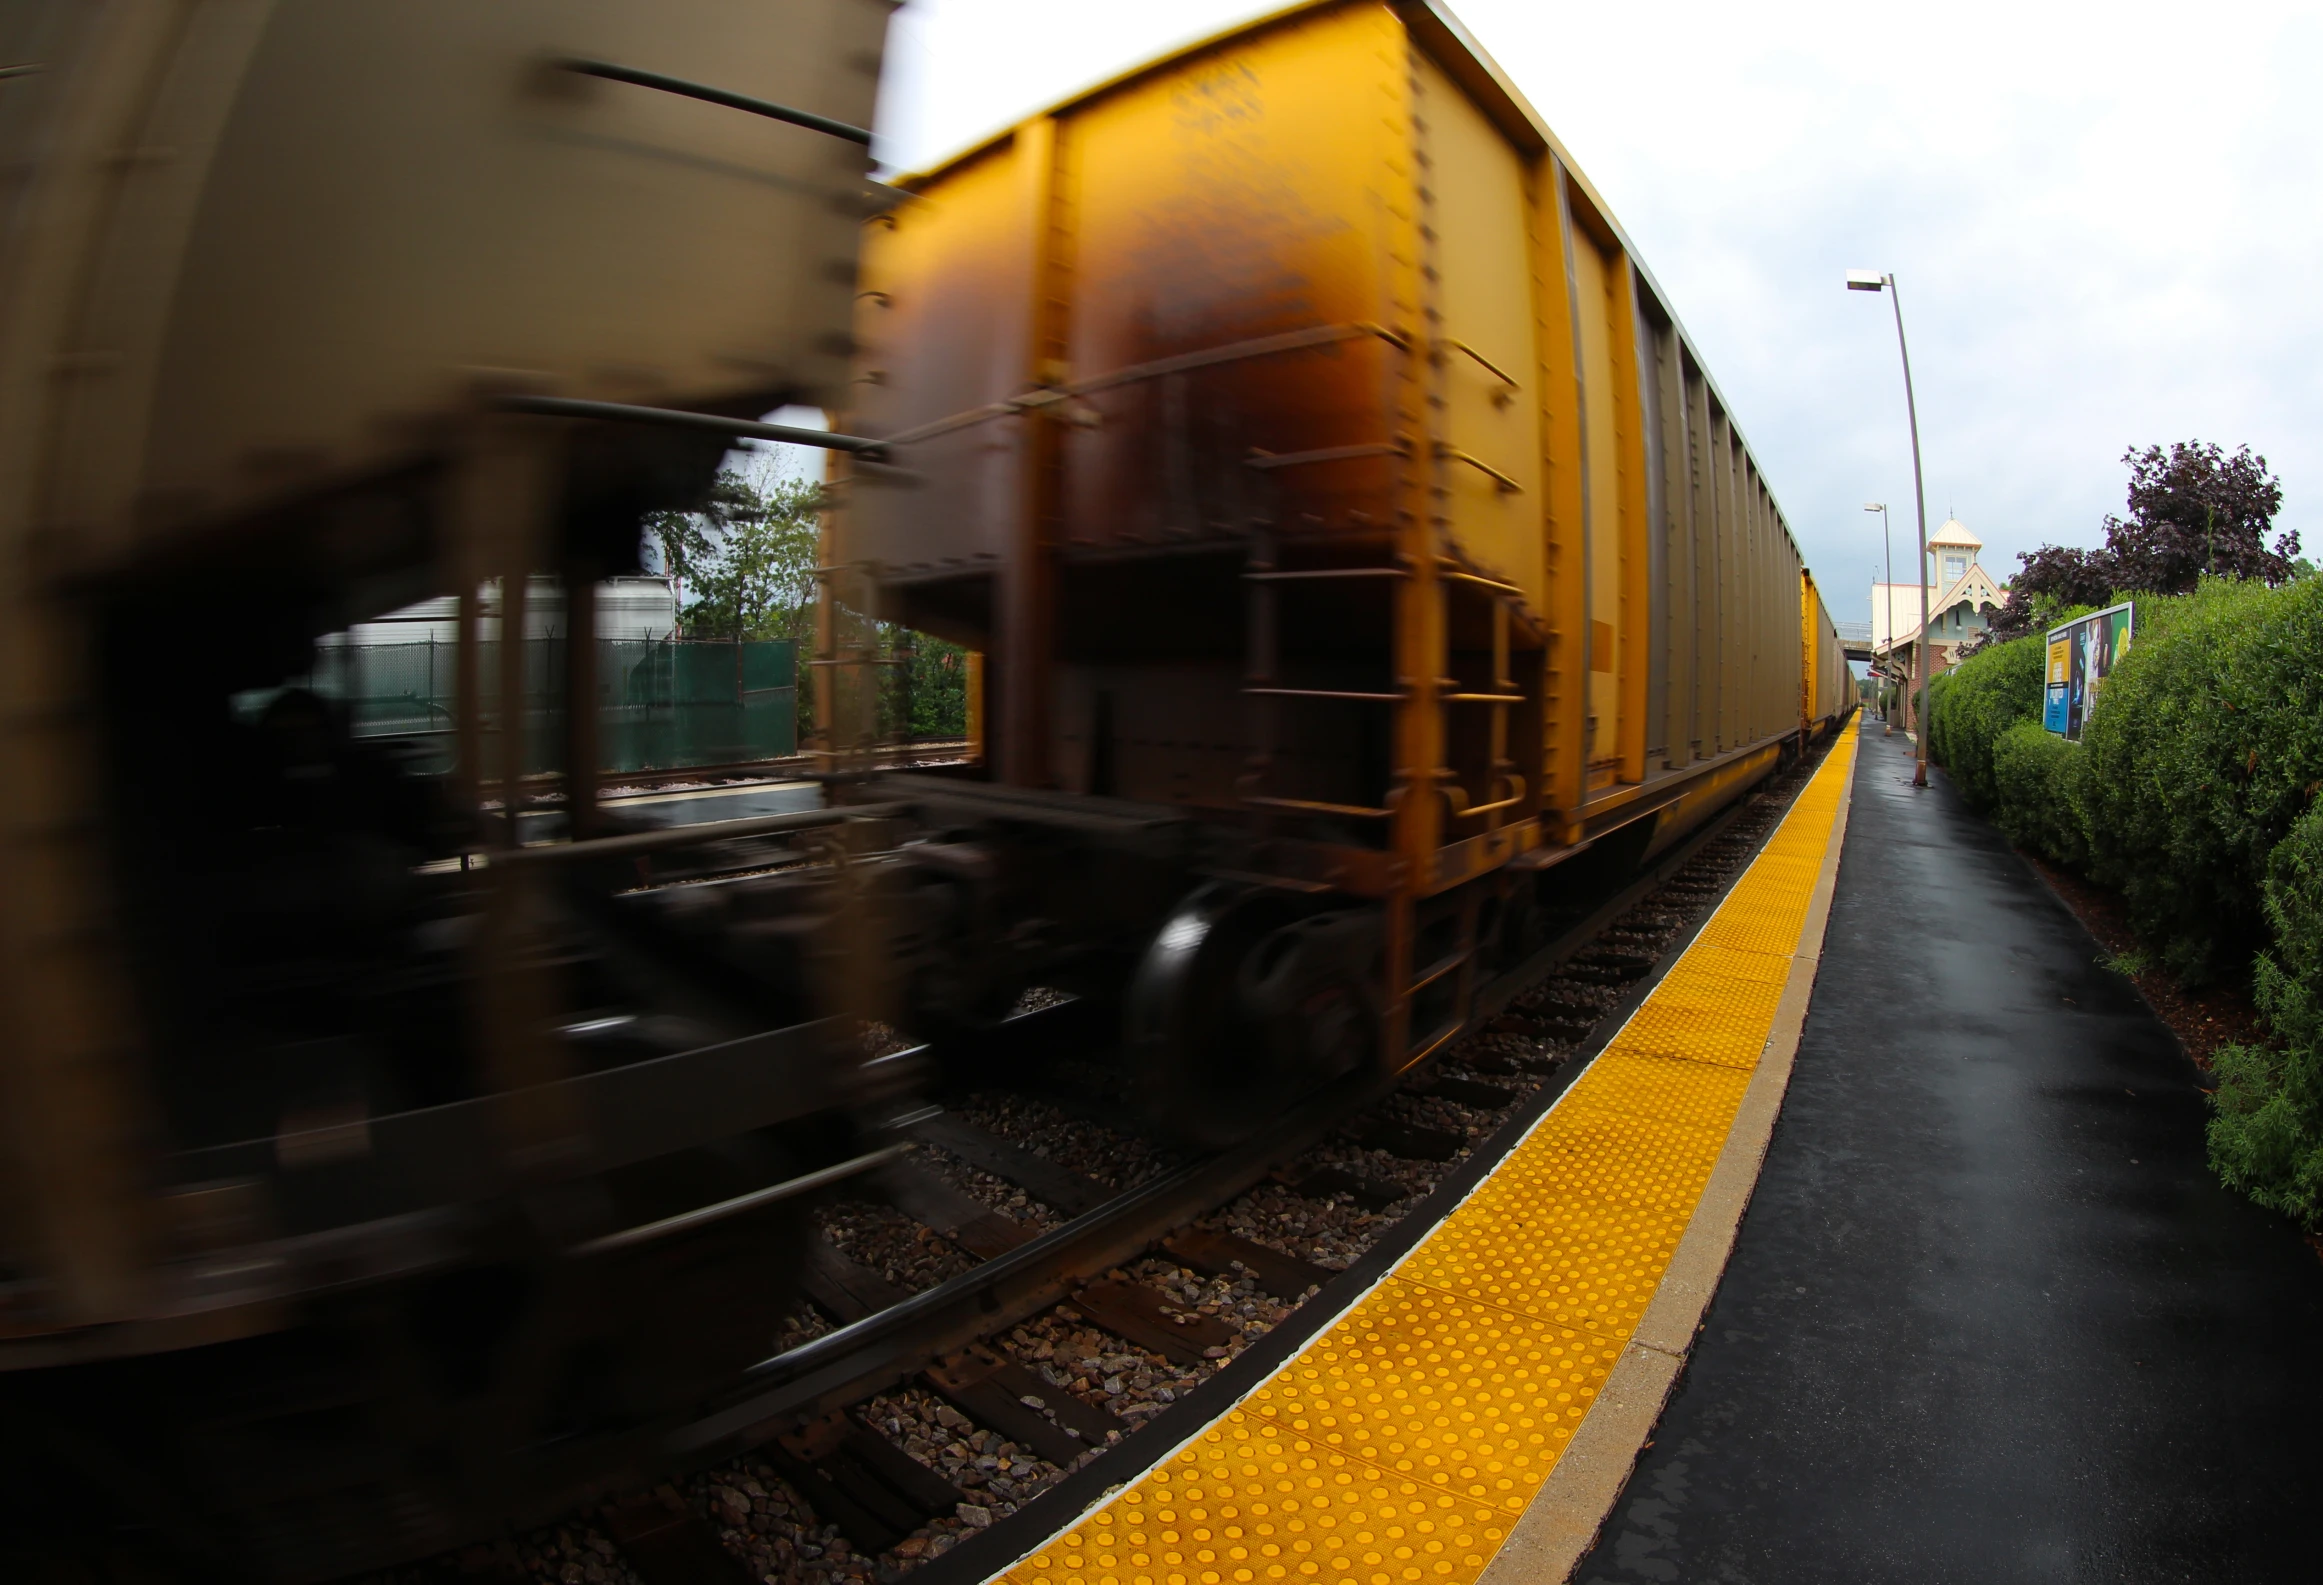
1568, 724, 2323, 1582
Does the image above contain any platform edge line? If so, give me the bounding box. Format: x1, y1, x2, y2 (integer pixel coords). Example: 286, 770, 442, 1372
1478, 725, 1860, 1585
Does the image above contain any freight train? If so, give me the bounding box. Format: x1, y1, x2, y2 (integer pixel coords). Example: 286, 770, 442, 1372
819, 0, 1854, 1139
0, 0, 1847, 1577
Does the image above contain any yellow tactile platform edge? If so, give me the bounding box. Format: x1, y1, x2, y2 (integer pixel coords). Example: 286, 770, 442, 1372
997, 724, 1860, 1585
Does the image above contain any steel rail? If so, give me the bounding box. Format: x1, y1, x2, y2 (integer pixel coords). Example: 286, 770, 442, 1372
573, 1144, 907, 1256
503, 741, 971, 797
493, 801, 909, 864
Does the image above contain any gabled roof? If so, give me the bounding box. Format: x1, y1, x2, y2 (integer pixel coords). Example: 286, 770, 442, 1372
1929, 517, 1982, 551
1879, 561, 2008, 654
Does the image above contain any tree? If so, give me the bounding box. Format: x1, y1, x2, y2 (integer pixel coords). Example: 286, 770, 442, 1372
2108, 441, 2292, 593
1985, 442, 2295, 642
642, 472, 823, 642
1971, 545, 2115, 650
639, 473, 972, 741
892, 635, 971, 740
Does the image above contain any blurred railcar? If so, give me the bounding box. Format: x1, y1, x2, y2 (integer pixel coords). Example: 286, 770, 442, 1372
0, 2, 899, 1578
825, 0, 1855, 1134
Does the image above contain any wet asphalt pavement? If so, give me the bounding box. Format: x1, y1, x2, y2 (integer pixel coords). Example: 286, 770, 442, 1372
1571, 725, 2323, 1584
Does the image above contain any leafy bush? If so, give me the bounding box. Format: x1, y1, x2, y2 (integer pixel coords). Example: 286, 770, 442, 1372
1925, 633, 2046, 811
1989, 720, 2090, 869
2208, 802, 2323, 1227
2078, 576, 2323, 983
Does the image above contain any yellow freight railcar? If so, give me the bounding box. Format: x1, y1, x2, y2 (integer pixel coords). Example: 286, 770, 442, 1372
826, 0, 1853, 1127
1802, 570, 1854, 734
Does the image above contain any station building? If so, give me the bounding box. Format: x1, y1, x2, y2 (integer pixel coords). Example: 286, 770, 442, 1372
1870, 518, 2008, 727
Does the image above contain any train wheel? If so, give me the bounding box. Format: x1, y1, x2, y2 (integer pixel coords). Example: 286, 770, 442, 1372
1125, 886, 1381, 1149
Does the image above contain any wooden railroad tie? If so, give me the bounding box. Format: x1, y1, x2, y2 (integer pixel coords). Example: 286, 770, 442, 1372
803, 1242, 911, 1324
603, 1489, 754, 1585
769, 1411, 967, 1557
1408, 1075, 1518, 1110
1338, 1114, 1468, 1163
1273, 1164, 1403, 1210
1496, 1008, 1599, 1042
1463, 1049, 1555, 1078
1585, 948, 1659, 971
911, 1113, 1111, 1217
1159, 1227, 1334, 1300
1561, 958, 1648, 987
1068, 1278, 1240, 1368
920, 1341, 1122, 1468
878, 1159, 1036, 1261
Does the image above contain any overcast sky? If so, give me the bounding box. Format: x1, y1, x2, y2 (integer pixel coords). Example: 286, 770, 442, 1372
838, 0, 2323, 623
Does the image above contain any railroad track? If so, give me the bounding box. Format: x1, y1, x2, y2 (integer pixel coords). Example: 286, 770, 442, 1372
523, 742, 974, 800
356, 737, 1838, 1585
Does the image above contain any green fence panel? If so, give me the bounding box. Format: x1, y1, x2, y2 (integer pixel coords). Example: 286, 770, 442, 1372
302, 636, 796, 776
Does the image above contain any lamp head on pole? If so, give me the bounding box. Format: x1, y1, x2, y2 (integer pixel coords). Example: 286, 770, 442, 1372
1846, 270, 1887, 292
1863, 502, 1885, 513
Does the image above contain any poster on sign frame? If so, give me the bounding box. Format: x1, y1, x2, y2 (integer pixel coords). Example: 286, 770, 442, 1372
2045, 601, 2134, 741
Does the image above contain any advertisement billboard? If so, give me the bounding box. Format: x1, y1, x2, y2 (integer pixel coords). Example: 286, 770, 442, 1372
2045, 602, 2134, 741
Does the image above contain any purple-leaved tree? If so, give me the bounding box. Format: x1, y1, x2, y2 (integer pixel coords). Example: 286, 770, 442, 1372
1985, 442, 2295, 643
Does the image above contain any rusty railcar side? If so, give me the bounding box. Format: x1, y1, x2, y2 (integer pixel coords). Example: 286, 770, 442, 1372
826, 0, 1847, 1102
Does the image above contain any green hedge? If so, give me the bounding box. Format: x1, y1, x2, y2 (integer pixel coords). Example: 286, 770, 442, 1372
1925, 634, 2046, 811
2209, 803, 2323, 1226
2077, 577, 2323, 984
1989, 720, 2091, 869
1928, 574, 2323, 1225
1930, 579, 2323, 983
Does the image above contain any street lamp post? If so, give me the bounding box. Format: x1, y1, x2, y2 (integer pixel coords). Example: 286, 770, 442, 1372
1848, 270, 1931, 787
1864, 501, 1894, 734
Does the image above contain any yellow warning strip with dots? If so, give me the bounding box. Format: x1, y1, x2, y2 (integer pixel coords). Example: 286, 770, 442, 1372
1000, 721, 1859, 1585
